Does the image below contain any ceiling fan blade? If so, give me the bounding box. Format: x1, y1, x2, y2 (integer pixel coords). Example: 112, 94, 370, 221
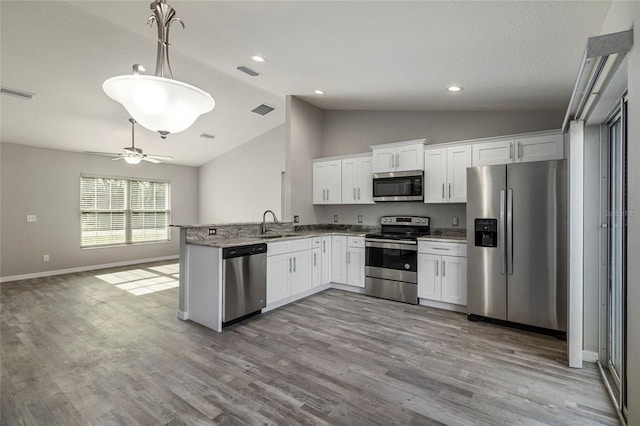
142, 156, 161, 164
85, 151, 121, 157
146, 154, 174, 160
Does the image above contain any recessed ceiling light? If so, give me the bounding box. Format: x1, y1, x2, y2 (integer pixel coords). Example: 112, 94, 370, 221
314, 90, 325, 95
251, 55, 266, 62
447, 86, 463, 92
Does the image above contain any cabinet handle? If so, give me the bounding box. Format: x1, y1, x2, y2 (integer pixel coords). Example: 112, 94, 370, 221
518, 141, 522, 159
442, 183, 445, 200
435, 260, 439, 277
293, 257, 296, 272
289, 257, 292, 273
442, 260, 446, 277
327, 189, 329, 200
510, 142, 514, 159
322, 189, 326, 201
357, 187, 361, 200
390, 155, 394, 169
314, 253, 317, 266
353, 187, 356, 200
448, 183, 451, 199
396, 153, 400, 168
323, 240, 326, 253
347, 250, 351, 264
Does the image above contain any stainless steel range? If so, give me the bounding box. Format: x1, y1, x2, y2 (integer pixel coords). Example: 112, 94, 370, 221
365, 216, 430, 304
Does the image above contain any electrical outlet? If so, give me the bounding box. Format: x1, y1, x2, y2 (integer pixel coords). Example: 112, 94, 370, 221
208, 228, 217, 235
293, 215, 300, 223
357, 215, 363, 223
333, 215, 338, 223
452, 217, 459, 226
27, 215, 37, 223
43, 255, 50, 262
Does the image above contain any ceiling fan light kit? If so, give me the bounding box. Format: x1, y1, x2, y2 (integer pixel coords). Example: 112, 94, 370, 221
102, 0, 215, 139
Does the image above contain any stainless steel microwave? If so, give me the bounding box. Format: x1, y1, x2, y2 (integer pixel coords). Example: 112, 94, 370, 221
372, 171, 423, 202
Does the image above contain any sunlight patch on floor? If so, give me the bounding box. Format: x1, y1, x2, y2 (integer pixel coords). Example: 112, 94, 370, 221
95, 263, 180, 295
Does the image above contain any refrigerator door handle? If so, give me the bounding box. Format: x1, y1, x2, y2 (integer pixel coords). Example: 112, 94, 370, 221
507, 188, 514, 275
500, 189, 506, 274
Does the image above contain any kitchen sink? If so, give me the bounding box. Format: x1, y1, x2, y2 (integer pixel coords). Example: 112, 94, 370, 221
261, 233, 298, 239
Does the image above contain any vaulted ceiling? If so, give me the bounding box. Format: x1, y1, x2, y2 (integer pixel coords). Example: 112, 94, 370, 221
1, 1, 611, 166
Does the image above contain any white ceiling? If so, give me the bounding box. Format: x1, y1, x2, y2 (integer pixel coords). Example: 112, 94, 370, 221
1, 1, 611, 167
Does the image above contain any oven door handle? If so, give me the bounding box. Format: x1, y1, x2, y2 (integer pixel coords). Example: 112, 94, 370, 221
365, 240, 418, 250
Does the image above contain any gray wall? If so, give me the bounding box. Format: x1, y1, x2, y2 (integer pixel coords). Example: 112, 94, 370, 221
198, 124, 286, 224
0, 143, 198, 279
321, 110, 563, 157
286, 96, 324, 225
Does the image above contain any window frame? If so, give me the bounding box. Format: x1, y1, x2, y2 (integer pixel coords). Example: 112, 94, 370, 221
80, 174, 171, 248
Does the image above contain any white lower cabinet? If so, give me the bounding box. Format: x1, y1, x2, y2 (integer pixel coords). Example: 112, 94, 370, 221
267, 239, 312, 305
331, 235, 365, 287
417, 241, 467, 306
320, 236, 332, 284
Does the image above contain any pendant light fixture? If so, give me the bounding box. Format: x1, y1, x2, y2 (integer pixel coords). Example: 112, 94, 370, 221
103, 0, 215, 139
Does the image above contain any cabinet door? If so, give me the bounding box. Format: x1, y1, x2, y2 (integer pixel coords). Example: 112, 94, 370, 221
357, 157, 374, 204
417, 254, 441, 301
291, 250, 312, 296
312, 248, 321, 288
372, 147, 397, 173
321, 237, 332, 284
267, 253, 291, 304
424, 148, 447, 203
396, 143, 424, 172
347, 247, 365, 288
515, 134, 564, 163
341, 158, 358, 204
441, 256, 467, 306
331, 236, 348, 284
472, 140, 514, 166
312, 162, 327, 205
447, 145, 471, 203
325, 160, 342, 204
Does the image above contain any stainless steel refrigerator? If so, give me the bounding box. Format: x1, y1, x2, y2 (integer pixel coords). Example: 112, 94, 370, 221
466, 160, 567, 332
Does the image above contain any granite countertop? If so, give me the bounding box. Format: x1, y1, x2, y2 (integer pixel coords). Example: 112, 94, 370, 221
417, 235, 467, 244
187, 230, 370, 248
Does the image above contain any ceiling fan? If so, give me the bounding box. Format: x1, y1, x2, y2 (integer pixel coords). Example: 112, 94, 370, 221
86, 118, 174, 164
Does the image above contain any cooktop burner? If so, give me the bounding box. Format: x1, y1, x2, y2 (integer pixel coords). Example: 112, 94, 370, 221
366, 216, 431, 240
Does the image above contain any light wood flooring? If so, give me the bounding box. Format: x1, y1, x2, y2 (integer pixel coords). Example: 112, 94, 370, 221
1, 260, 618, 425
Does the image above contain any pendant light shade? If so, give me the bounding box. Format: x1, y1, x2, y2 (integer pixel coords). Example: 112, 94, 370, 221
103, 75, 214, 137
103, 0, 214, 139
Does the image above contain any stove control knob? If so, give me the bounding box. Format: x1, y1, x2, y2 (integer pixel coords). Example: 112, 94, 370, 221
404, 263, 410, 270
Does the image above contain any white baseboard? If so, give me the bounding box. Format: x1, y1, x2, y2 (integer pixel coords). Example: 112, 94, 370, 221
263, 284, 330, 313
583, 350, 599, 363
418, 298, 467, 313
176, 310, 189, 320
0, 255, 179, 283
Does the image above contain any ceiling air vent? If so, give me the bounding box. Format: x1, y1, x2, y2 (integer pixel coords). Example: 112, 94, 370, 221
236, 65, 261, 77
200, 133, 216, 139
1, 86, 35, 100
251, 104, 275, 116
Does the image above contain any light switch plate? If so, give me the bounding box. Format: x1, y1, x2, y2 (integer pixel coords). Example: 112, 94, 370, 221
333, 215, 338, 223
293, 215, 300, 223
358, 215, 363, 223
452, 216, 459, 226
27, 215, 37, 223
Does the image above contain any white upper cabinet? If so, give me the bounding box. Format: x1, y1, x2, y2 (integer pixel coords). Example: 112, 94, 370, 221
472, 132, 564, 166
514, 134, 564, 163
341, 155, 373, 204
313, 160, 342, 204
371, 139, 426, 173
424, 145, 471, 203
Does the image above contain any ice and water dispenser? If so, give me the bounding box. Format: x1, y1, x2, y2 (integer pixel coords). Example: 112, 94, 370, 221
474, 219, 498, 248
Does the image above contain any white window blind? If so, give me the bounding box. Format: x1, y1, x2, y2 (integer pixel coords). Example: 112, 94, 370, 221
81, 176, 170, 247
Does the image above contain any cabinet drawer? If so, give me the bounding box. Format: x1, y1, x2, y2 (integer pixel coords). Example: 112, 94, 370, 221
347, 236, 364, 248
268, 238, 312, 256
418, 241, 467, 257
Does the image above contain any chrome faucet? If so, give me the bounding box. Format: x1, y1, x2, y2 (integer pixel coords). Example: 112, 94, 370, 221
261, 210, 278, 235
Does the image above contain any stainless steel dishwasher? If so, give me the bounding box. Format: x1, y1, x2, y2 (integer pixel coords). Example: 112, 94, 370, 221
222, 243, 267, 325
